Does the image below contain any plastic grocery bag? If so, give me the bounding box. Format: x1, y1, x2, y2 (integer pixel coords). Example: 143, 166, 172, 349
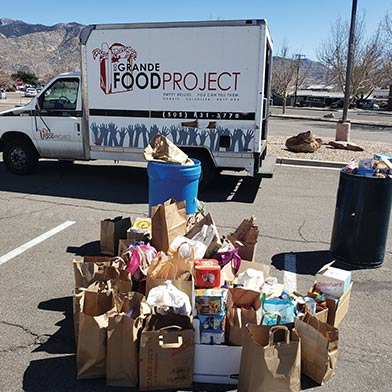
146, 280, 192, 316
262, 298, 295, 325
125, 244, 157, 282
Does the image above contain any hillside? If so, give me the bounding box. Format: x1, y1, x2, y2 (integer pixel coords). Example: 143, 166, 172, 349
272, 56, 329, 86
0, 18, 84, 79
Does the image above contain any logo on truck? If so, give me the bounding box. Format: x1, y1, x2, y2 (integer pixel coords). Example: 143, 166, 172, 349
92, 42, 241, 95
92, 42, 138, 94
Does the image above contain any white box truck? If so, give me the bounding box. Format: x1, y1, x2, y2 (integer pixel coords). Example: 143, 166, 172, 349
0, 19, 273, 183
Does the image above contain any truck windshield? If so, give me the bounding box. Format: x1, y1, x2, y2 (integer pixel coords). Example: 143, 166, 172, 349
41, 78, 79, 111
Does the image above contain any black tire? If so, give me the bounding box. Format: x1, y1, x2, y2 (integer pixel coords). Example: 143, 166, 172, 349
3, 139, 39, 174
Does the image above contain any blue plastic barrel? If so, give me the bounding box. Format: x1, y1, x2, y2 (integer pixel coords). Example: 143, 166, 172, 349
147, 158, 201, 215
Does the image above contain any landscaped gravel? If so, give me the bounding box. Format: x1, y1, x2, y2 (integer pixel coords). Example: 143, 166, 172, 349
268, 135, 392, 163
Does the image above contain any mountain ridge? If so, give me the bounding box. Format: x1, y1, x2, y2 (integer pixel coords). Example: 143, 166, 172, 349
0, 18, 327, 84
0, 18, 84, 79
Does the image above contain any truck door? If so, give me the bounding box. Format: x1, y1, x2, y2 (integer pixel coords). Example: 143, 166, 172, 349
33, 77, 84, 159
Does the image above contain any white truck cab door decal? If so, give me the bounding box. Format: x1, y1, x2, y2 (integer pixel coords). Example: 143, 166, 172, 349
33, 77, 84, 159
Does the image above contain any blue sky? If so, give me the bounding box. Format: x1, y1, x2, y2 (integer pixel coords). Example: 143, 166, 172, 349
2, 0, 392, 60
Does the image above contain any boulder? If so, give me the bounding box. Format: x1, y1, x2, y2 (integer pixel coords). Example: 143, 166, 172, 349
328, 141, 364, 151
285, 130, 322, 153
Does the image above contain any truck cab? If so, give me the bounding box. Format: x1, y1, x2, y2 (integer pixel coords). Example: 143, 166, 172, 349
0, 72, 84, 173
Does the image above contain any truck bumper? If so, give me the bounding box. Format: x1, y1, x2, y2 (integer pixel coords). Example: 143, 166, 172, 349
253, 142, 275, 178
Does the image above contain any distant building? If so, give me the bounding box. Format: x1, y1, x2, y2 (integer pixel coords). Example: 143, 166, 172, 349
291, 89, 344, 107
273, 86, 389, 108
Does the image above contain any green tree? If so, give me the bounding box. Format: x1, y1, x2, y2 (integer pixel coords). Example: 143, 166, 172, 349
11, 70, 39, 86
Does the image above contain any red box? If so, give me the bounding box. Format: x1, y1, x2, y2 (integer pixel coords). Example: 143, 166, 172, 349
194, 259, 221, 289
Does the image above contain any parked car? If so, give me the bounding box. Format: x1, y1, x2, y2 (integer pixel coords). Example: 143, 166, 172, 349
297, 99, 326, 108
330, 99, 344, 109
357, 100, 379, 110
0, 88, 6, 99
24, 87, 38, 97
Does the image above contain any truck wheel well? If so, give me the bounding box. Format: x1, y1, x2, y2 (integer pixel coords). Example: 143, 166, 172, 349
180, 147, 215, 168
0, 132, 39, 156
180, 147, 219, 188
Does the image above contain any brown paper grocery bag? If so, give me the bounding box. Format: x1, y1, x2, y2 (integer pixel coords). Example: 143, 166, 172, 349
100, 216, 131, 256
76, 283, 115, 380
73, 288, 84, 347
225, 288, 262, 346
151, 199, 187, 252
73, 256, 113, 289
295, 313, 339, 384
185, 212, 222, 258
146, 249, 194, 304
144, 134, 191, 165
228, 217, 259, 261
238, 324, 301, 392
139, 313, 194, 390
106, 292, 145, 387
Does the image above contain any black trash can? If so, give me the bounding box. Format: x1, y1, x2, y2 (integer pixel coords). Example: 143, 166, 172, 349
330, 169, 392, 267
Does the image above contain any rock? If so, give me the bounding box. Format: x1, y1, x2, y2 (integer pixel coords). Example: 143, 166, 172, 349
323, 113, 335, 118
328, 141, 364, 151
285, 130, 322, 153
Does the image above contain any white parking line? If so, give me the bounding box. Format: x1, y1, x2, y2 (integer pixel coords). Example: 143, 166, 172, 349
284, 253, 297, 293
0, 220, 76, 266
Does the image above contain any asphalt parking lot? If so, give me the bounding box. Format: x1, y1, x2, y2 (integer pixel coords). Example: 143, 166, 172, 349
0, 157, 391, 392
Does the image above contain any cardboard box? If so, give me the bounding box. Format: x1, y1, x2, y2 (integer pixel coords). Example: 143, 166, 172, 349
193, 343, 242, 384
313, 307, 329, 323
315, 265, 351, 298
308, 282, 353, 327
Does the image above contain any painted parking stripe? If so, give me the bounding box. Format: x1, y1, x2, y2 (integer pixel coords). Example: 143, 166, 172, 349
0, 220, 76, 266
283, 253, 297, 293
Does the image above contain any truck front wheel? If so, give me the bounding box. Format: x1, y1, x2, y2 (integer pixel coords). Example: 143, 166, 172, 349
3, 139, 39, 174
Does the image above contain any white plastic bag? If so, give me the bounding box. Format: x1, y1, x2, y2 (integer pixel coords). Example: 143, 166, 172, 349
237, 268, 265, 291
168, 235, 207, 260
146, 280, 192, 316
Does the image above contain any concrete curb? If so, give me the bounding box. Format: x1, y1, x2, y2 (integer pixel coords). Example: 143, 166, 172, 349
271, 114, 392, 128
275, 157, 346, 169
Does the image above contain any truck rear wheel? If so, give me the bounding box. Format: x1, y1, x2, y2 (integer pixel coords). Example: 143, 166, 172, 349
3, 139, 39, 174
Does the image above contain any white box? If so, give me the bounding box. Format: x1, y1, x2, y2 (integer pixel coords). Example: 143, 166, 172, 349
316, 265, 351, 298
193, 344, 242, 385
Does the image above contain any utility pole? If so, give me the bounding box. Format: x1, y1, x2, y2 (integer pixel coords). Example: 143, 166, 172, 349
336, 0, 358, 141
293, 54, 304, 108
